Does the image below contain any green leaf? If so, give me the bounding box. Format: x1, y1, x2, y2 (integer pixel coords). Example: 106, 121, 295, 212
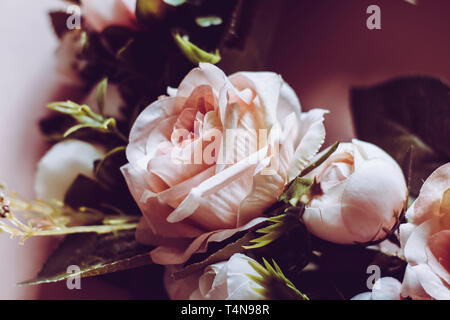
247, 258, 309, 300
172, 31, 221, 65
64, 174, 140, 217
195, 16, 223, 27
94, 146, 127, 187
19, 229, 153, 285
279, 178, 314, 207
243, 211, 301, 250
47, 101, 128, 142
351, 77, 450, 196
96, 77, 108, 116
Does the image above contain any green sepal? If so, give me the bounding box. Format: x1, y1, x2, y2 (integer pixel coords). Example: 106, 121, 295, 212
247, 258, 309, 300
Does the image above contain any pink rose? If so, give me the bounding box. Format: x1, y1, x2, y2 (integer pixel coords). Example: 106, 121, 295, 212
164, 253, 265, 300
81, 0, 136, 32
122, 63, 327, 264
399, 163, 450, 300
303, 139, 407, 244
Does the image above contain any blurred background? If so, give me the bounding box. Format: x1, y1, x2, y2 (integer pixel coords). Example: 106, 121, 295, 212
0, 0, 448, 299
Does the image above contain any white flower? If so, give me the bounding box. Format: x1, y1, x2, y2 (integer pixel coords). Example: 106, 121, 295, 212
351, 277, 402, 300
35, 140, 105, 201
164, 253, 266, 300
303, 139, 407, 244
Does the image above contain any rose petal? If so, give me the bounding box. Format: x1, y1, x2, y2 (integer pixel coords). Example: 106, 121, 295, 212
341, 159, 407, 243
287, 108, 328, 181
403, 218, 440, 266
126, 97, 187, 171
412, 264, 450, 300
177, 63, 228, 98
228, 71, 283, 131
413, 163, 450, 225
426, 230, 450, 283
150, 217, 266, 265
401, 264, 431, 299
371, 277, 402, 300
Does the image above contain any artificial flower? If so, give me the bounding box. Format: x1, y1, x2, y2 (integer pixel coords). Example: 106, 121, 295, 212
399, 163, 450, 300
164, 253, 265, 300
35, 139, 105, 201
303, 139, 407, 244
122, 62, 327, 264
351, 277, 402, 300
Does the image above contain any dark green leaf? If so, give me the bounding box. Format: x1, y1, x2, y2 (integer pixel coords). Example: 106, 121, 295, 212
172, 31, 221, 65
64, 175, 140, 216
94, 146, 127, 187
351, 76, 450, 196
19, 229, 153, 285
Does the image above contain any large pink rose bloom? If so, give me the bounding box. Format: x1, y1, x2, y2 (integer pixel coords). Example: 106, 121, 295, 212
121, 63, 327, 264
303, 140, 407, 244
399, 163, 450, 300
81, 0, 136, 32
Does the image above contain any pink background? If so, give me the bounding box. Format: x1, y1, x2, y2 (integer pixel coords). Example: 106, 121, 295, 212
0, 0, 448, 299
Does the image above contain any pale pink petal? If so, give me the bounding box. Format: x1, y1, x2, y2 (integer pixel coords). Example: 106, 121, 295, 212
371, 277, 402, 300
351, 139, 401, 170
225, 254, 265, 300
135, 194, 204, 239
351, 292, 372, 300
237, 116, 298, 226
287, 109, 328, 181
412, 264, 450, 299
126, 97, 186, 170
399, 222, 416, 257
413, 163, 450, 225
340, 159, 407, 243
150, 217, 266, 265
426, 230, 450, 284
303, 204, 357, 244
229, 71, 283, 131
176, 63, 227, 98
275, 82, 303, 137
403, 219, 440, 266
166, 147, 268, 224
149, 152, 210, 188
401, 264, 431, 299
197, 262, 228, 299
135, 217, 192, 248
156, 166, 216, 209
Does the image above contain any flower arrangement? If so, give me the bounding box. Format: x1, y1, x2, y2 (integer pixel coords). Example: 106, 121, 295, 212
1, 0, 448, 300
